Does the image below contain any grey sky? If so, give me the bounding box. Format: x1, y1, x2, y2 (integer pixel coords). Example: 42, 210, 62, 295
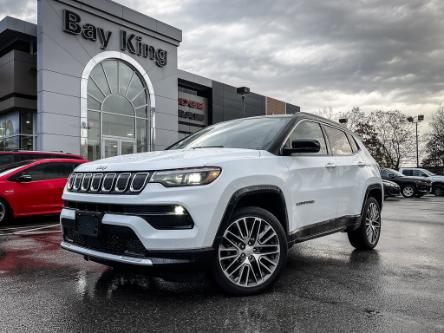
1, 0, 443, 122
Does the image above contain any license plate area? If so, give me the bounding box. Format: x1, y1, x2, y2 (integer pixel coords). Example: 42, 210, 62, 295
75, 211, 102, 237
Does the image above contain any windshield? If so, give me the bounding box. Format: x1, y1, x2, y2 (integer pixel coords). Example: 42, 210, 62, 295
386, 168, 404, 177
422, 169, 435, 176
169, 117, 292, 150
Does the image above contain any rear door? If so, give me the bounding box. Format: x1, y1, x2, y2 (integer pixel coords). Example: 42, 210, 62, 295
282, 120, 338, 230
10, 162, 79, 215
322, 125, 362, 217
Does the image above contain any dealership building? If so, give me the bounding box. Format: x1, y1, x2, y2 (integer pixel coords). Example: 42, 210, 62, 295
0, 0, 299, 160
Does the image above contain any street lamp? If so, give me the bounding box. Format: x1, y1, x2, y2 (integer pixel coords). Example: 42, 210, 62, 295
407, 114, 424, 168
236, 86, 250, 117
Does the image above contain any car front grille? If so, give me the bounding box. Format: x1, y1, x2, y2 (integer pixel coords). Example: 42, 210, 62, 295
67, 172, 150, 194
62, 219, 146, 257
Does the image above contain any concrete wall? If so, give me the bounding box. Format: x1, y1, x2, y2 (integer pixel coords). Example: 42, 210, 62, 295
0, 51, 14, 100
37, 0, 181, 155
212, 81, 265, 123
0, 50, 37, 113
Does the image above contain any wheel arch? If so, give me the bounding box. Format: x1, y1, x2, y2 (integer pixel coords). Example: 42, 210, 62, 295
362, 183, 383, 215
213, 185, 289, 246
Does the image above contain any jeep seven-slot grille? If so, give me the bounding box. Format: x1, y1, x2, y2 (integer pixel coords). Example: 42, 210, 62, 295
67, 172, 150, 194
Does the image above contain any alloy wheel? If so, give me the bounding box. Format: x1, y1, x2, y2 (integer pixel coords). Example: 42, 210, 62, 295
218, 216, 280, 288
402, 186, 414, 197
365, 202, 380, 245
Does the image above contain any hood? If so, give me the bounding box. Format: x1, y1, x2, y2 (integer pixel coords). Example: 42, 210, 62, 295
76, 148, 262, 172
430, 175, 444, 182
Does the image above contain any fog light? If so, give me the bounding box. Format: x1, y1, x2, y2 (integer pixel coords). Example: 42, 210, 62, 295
174, 205, 185, 215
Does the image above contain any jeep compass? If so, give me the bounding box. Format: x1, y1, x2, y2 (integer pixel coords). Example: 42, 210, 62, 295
61, 113, 383, 295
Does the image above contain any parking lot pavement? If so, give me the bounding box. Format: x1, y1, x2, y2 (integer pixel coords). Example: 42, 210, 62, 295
0, 198, 443, 333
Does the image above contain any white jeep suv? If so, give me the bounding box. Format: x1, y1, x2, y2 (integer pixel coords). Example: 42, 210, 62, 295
61, 113, 383, 295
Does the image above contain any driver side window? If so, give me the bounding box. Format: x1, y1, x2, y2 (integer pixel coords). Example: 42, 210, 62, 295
284, 121, 328, 155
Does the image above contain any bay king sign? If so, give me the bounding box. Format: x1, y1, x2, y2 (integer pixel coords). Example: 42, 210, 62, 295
63, 10, 168, 67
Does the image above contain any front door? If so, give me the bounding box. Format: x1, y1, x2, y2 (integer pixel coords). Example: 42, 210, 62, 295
282, 120, 338, 232
102, 137, 135, 158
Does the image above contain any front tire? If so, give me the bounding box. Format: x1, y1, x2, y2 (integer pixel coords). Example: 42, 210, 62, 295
0, 199, 10, 225
348, 197, 381, 250
213, 206, 287, 295
401, 185, 416, 198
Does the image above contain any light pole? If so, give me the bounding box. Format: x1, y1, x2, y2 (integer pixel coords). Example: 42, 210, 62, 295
236, 87, 250, 117
407, 114, 424, 167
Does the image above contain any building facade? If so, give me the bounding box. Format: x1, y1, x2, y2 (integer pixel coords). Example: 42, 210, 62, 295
0, 0, 299, 161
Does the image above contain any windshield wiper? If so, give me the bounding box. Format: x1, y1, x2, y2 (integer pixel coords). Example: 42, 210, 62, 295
191, 145, 224, 149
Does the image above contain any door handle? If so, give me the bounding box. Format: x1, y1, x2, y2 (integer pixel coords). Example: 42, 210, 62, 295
357, 161, 366, 167
325, 162, 336, 169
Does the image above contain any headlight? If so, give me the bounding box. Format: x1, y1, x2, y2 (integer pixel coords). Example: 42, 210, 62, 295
150, 167, 221, 187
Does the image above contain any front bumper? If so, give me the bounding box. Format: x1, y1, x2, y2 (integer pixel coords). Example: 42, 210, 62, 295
60, 198, 217, 267
61, 241, 154, 266
61, 241, 214, 267
385, 186, 401, 197
417, 183, 432, 193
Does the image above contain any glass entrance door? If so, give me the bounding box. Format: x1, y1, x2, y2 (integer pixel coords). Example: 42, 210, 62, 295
102, 137, 135, 158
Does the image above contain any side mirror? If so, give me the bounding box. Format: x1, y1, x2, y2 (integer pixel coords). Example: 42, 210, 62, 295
283, 139, 321, 155
17, 174, 32, 183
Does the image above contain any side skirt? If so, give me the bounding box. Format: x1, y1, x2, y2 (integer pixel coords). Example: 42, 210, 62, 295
288, 215, 361, 246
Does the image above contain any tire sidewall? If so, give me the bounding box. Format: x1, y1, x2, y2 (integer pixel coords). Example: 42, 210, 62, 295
358, 197, 381, 249
212, 206, 287, 295
0, 199, 10, 225
433, 187, 444, 197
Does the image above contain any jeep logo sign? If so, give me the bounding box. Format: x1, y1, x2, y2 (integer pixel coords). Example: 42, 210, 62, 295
63, 9, 168, 67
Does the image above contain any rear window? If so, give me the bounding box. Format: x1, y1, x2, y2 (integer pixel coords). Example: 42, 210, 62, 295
347, 134, 360, 153
324, 126, 353, 156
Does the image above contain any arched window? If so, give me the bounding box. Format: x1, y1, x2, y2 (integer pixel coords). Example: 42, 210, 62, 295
85, 58, 151, 160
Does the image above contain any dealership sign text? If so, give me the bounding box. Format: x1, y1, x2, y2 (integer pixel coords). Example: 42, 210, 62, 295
63, 10, 167, 67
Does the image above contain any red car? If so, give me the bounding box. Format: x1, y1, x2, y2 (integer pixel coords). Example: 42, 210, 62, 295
0, 158, 87, 224
0, 151, 84, 167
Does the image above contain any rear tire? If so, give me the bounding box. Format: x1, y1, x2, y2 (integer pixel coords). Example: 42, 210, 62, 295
401, 185, 416, 198
433, 187, 444, 197
348, 197, 381, 250
213, 206, 287, 295
0, 199, 11, 225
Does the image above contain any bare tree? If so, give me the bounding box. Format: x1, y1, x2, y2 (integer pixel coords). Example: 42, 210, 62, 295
311, 106, 336, 121
369, 110, 415, 169
423, 107, 444, 170
338, 107, 366, 131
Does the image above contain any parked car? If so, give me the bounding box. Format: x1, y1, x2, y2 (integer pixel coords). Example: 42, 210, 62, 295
61, 113, 383, 295
0, 158, 86, 224
0, 151, 84, 167
380, 168, 432, 198
382, 179, 401, 199
399, 167, 444, 196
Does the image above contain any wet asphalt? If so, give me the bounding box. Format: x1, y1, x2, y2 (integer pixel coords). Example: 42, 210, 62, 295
0, 197, 443, 333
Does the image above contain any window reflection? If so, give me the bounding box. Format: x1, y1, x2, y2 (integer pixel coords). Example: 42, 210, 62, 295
0, 111, 35, 151
84, 59, 150, 160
